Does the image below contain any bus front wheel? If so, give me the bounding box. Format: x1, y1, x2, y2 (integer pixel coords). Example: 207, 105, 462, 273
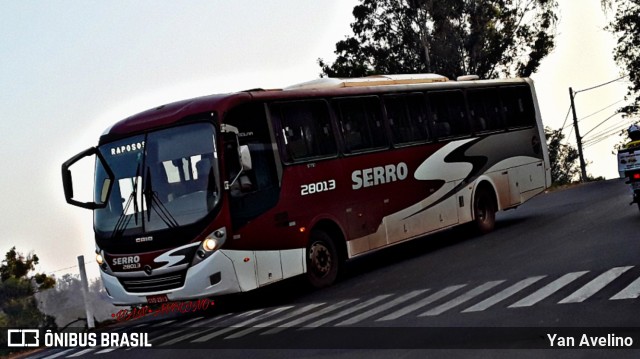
473, 187, 496, 234
306, 230, 339, 288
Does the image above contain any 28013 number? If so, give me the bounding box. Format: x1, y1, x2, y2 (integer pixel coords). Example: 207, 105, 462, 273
301, 180, 336, 196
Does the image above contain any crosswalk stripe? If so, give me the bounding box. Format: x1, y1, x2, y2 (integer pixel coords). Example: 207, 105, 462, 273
94, 347, 118, 354
261, 299, 359, 335
377, 285, 466, 321
179, 316, 206, 325
41, 348, 75, 359
225, 303, 325, 339
131, 323, 150, 328
66, 348, 95, 357
192, 306, 293, 342
146, 315, 209, 342
149, 319, 178, 327
300, 294, 393, 329
160, 311, 255, 346
462, 276, 547, 313
559, 266, 633, 303
336, 289, 429, 326
420, 280, 505, 316
611, 275, 640, 300
509, 271, 589, 308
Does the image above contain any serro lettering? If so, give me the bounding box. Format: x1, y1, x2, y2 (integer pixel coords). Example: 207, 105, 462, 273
352, 162, 408, 190
112, 256, 140, 266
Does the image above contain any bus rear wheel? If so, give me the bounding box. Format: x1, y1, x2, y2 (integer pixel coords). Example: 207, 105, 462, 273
306, 230, 339, 288
473, 187, 496, 234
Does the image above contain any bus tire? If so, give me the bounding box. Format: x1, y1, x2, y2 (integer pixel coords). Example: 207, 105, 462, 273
306, 230, 339, 288
473, 187, 496, 234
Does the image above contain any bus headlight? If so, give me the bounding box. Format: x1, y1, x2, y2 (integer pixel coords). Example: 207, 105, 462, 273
96, 253, 104, 265
203, 238, 218, 252
192, 227, 227, 266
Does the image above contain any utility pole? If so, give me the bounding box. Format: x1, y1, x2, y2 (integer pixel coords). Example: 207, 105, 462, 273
569, 87, 588, 182
78, 256, 95, 329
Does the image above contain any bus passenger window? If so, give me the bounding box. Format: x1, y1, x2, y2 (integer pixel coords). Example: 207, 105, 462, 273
384, 93, 430, 144
468, 89, 503, 133
501, 86, 536, 128
429, 91, 469, 138
335, 96, 387, 152
271, 100, 336, 162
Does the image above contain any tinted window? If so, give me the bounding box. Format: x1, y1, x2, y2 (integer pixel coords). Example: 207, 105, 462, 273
384, 93, 430, 144
272, 100, 337, 162
501, 86, 536, 128
335, 96, 388, 152
428, 91, 469, 138
467, 89, 504, 133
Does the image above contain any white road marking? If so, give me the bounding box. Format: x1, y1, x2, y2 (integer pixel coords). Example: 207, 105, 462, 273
509, 271, 589, 308
261, 299, 359, 335
377, 285, 466, 321
40, 348, 75, 359
611, 273, 640, 300
300, 294, 393, 329
225, 303, 325, 339
559, 266, 633, 303
462, 276, 546, 312
192, 306, 292, 342
160, 311, 255, 346
66, 348, 95, 357
336, 289, 429, 326
420, 280, 505, 316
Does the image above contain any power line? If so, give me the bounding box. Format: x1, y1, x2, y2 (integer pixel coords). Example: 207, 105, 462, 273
586, 118, 634, 141
577, 99, 625, 123
581, 111, 622, 138
583, 120, 634, 147
583, 117, 634, 142
560, 104, 573, 131
49, 261, 93, 274
574, 75, 628, 94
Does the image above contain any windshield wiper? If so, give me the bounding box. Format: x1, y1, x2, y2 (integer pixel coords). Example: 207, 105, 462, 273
144, 167, 178, 228
111, 163, 141, 239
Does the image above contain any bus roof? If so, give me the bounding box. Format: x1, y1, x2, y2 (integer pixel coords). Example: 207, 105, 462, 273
100, 74, 531, 143
284, 74, 449, 90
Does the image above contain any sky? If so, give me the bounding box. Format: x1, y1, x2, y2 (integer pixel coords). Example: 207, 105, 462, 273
0, 0, 632, 279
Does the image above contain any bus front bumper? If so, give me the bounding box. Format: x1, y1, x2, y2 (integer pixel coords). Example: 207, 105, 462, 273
100, 250, 242, 306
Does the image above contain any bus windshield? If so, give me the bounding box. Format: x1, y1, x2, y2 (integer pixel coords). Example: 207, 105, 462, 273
94, 122, 220, 238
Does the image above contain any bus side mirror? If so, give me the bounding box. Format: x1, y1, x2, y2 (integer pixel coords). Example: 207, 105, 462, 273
61, 147, 114, 210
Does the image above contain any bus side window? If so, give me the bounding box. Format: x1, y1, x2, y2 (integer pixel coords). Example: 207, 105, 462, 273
271, 100, 337, 162
335, 96, 387, 153
406, 93, 431, 141
429, 91, 469, 138
468, 89, 503, 133
501, 86, 536, 128
383, 93, 430, 144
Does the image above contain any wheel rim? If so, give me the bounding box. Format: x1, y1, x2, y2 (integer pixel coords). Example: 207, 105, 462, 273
309, 241, 332, 278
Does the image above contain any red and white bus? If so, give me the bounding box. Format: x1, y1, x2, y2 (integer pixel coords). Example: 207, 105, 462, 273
62, 74, 550, 305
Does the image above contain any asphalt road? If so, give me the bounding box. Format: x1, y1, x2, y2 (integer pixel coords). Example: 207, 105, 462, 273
26, 179, 640, 358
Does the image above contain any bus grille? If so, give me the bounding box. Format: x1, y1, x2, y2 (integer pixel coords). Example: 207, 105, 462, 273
119, 271, 186, 293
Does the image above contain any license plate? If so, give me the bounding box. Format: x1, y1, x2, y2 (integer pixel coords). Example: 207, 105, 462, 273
146, 294, 169, 304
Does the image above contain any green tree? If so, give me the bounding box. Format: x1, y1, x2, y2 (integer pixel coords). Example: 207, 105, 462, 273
604, 0, 640, 117
545, 127, 580, 185
319, 0, 558, 79
0, 247, 56, 329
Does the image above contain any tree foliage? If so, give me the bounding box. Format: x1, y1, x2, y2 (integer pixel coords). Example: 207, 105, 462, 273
604, 0, 640, 117
0, 247, 56, 330
545, 127, 580, 185
36, 274, 123, 328
319, 0, 558, 79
